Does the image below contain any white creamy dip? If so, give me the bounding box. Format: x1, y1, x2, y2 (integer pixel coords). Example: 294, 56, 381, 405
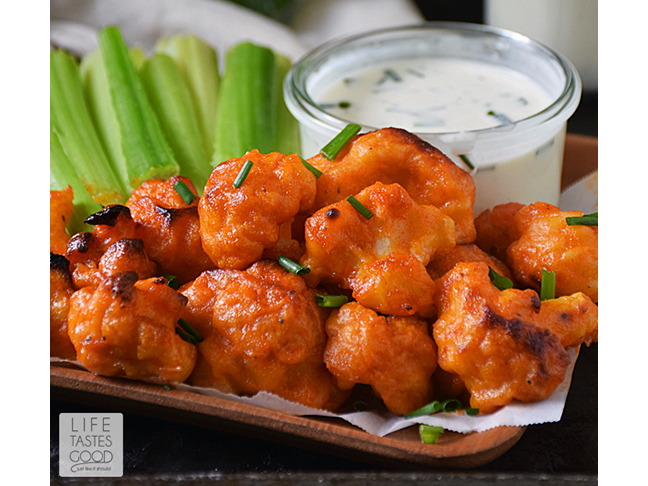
314, 58, 554, 133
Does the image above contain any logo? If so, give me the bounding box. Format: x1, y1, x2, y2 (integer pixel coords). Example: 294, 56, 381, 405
59, 413, 123, 477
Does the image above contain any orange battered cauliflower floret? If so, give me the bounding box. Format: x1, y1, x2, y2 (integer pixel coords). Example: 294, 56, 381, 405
50, 186, 74, 255
324, 302, 438, 415
50, 253, 76, 359
301, 182, 455, 317
67, 272, 197, 384
307, 127, 476, 243
198, 150, 317, 270
433, 262, 597, 413
179, 260, 350, 411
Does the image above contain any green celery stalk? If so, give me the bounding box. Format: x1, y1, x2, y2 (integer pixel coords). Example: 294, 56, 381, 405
212, 42, 277, 165
156, 35, 220, 159
97, 26, 180, 191
50, 126, 103, 235
273, 52, 301, 155
140, 53, 210, 191
50, 49, 126, 205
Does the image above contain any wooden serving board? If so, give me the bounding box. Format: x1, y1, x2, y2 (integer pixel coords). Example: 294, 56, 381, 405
50, 134, 597, 469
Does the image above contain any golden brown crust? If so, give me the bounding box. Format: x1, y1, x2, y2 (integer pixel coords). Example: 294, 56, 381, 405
50, 253, 77, 359
308, 127, 476, 243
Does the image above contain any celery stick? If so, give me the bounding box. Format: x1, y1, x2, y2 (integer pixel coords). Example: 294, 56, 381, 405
50, 49, 126, 205
212, 42, 277, 165
156, 35, 220, 159
97, 26, 179, 191
140, 53, 210, 191
50, 126, 103, 235
273, 52, 301, 155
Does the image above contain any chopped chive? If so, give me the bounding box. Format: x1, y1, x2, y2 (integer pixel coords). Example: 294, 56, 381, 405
488, 267, 513, 291
458, 154, 475, 170
419, 425, 444, 444
465, 408, 480, 416
320, 123, 361, 160
540, 268, 556, 301
566, 212, 598, 226
377, 68, 402, 85
347, 195, 373, 220
315, 294, 349, 308
178, 318, 204, 343
163, 384, 172, 391
486, 110, 513, 125
162, 274, 179, 290
277, 255, 311, 276
353, 400, 369, 412
405, 399, 463, 418
233, 159, 254, 188
176, 327, 197, 344
338, 101, 351, 109
173, 180, 197, 204
300, 157, 323, 179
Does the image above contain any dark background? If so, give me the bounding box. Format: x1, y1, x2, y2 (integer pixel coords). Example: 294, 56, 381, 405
51, 1, 597, 484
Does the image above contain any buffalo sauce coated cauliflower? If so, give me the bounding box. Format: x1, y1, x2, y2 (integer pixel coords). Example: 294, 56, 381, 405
50, 187, 74, 255
126, 176, 215, 285
301, 182, 455, 317
67, 272, 197, 384
50, 253, 76, 359
506, 202, 598, 303
433, 262, 597, 413
198, 150, 317, 270
179, 260, 350, 411
307, 127, 477, 243
323, 302, 438, 416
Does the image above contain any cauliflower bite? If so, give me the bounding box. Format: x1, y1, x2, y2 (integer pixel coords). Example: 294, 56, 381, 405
126, 176, 215, 284
50, 253, 76, 359
180, 260, 349, 411
474, 202, 524, 263
301, 182, 455, 317
307, 127, 476, 243
427, 243, 513, 281
67, 272, 197, 384
433, 262, 597, 413
198, 150, 317, 270
506, 202, 598, 302
323, 302, 438, 415
50, 187, 74, 255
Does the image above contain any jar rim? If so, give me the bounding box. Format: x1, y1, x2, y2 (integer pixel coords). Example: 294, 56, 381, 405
285, 21, 582, 138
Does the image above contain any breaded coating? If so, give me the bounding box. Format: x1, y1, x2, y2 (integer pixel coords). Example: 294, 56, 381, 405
65, 206, 158, 289
198, 150, 317, 270
507, 202, 598, 302
50, 253, 76, 359
126, 176, 215, 284
323, 302, 438, 415
180, 261, 350, 411
301, 182, 455, 317
67, 272, 197, 384
307, 127, 476, 243
433, 262, 593, 413
474, 202, 524, 262
427, 243, 513, 281
50, 187, 74, 255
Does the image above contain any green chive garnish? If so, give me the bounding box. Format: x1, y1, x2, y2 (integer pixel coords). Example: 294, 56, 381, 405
176, 327, 197, 344
173, 180, 197, 205
162, 274, 179, 290
419, 425, 444, 444
540, 268, 556, 301
347, 195, 373, 220
300, 157, 323, 179
315, 294, 349, 308
177, 318, 204, 343
338, 101, 351, 109
458, 154, 475, 170
277, 255, 310, 276
233, 159, 254, 188
488, 267, 513, 291
405, 399, 463, 418
486, 110, 513, 125
465, 408, 480, 416
566, 212, 598, 226
163, 384, 172, 391
320, 123, 361, 160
